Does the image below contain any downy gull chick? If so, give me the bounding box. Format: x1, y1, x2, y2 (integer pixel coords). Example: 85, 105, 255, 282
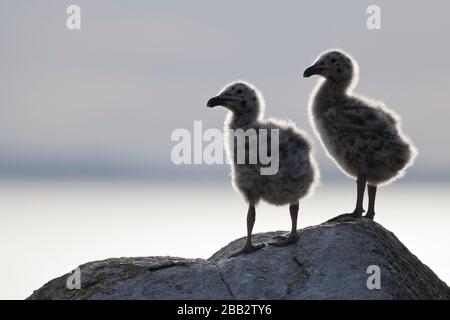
303, 49, 417, 220
207, 81, 319, 256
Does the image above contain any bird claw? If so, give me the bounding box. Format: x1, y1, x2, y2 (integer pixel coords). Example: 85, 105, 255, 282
229, 243, 265, 258
346, 208, 365, 218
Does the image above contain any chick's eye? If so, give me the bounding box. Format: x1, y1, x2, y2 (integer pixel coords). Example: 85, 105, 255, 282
237, 89, 243, 94
331, 58, 337, 63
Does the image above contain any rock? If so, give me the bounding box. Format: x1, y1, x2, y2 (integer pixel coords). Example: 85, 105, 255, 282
28, 215, 450, 300
27, 257, 232, 300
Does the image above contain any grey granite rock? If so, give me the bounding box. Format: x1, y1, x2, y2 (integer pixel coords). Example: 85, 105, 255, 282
28, 216, 450, 300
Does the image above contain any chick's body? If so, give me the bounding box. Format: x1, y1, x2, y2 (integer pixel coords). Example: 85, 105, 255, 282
226, 118, 315, 206
310, 86, 413, 185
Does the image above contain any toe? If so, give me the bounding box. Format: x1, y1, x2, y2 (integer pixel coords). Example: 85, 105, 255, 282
352, 209, 365, 218
229, 243, 265, 258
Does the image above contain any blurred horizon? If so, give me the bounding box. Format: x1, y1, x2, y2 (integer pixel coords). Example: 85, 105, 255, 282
1, 180, 450, 300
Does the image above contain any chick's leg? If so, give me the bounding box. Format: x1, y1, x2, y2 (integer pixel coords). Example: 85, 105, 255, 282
365, 185, 377, 220
348, 175, 366, 217
229, 204, 264, 257
269, 202, 299, 247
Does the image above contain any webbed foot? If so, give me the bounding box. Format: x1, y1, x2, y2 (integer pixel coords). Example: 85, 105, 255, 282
229, 243, 265, 258
269, 232, 298, 247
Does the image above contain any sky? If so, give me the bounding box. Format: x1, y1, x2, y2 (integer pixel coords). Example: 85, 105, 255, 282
0, 0, 449, 182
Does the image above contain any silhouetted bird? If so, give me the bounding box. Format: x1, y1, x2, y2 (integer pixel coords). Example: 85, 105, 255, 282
207, 81, 319, 256
304, 49, 417, 220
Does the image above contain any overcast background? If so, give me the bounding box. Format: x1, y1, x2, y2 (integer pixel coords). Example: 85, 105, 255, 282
1, 0, 449, 181
0, 0, 449, 299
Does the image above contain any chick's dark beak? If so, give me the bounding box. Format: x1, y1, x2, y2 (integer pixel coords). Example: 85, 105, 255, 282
207, 96, 230, 108
303, 65, 322, 78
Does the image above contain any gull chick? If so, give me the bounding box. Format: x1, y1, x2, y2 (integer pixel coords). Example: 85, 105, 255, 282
304, 49, 417, 220
207, 81, 318, 256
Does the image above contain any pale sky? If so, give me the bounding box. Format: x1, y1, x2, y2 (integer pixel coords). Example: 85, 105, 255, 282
1, 0, 449, 181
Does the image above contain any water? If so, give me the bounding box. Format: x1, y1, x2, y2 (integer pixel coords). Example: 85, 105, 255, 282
0, 181, 449, 299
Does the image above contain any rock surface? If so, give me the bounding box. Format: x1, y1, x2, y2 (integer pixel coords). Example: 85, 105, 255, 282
28, 215, 450, 300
